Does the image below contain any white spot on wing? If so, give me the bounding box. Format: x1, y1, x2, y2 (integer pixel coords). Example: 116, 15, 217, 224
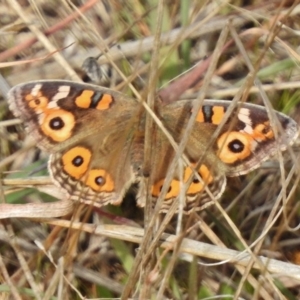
47, 102, 58, 109
52, 85, 71, 102
47, 85, 71, 109
238, 108, 253, 134
31, 84, 42, 96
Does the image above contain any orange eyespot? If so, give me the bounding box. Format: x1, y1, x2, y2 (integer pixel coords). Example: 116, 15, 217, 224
252, 122, 274, 140
25, 92, 49, 111
217, 131, 252, 164
41, 109, 75, 142
151, 179, 180, 200
61, 147, 92, 179
84, 169, 114, 192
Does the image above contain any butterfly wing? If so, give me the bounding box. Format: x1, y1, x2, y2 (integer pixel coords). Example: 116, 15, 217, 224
160, 99, 299, 177
139, 99, 298, 213
137, 101, 227, 212
49, 132, 136, 206
8, 80, 142, 205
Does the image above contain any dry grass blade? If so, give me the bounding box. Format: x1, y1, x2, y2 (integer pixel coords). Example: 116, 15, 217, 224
27, 220, 300, 280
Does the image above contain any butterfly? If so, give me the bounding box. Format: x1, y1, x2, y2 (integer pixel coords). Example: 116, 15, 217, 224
7, 80, 299, 212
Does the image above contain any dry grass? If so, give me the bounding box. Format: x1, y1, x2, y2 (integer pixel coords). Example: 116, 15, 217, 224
1, 0, 300, 299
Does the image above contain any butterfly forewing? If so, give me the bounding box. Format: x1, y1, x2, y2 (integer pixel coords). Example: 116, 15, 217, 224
8, 80, 141, 152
